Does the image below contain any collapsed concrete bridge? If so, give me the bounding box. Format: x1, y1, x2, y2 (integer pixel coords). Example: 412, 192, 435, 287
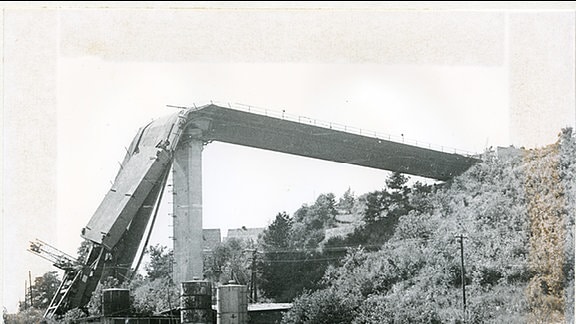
44, 103, 479, 317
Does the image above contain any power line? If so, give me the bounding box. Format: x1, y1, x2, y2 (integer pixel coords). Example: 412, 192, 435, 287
264, 257, 344, 263
259, 227, 531, 254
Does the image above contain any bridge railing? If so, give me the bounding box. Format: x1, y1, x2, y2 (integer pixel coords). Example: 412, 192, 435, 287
186, 101, 477, 157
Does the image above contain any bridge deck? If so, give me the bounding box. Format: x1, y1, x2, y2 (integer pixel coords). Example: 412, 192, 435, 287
187, 104, 479, 181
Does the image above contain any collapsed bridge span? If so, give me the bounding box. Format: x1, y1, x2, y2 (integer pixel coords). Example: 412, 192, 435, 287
42, 103, 478, 318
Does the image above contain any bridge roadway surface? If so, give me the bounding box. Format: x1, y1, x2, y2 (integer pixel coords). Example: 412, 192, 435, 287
185, 104, 479, 181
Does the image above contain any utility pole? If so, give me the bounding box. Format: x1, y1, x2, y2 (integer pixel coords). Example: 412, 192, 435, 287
28, 271, 34, 308
245, 248, 258, 302
458, 235, 467, 322
251, 249, 258, 303
24, 280, 28, 310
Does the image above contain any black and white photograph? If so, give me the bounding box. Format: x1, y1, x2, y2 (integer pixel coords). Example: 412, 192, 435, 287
2, 2, 575, 323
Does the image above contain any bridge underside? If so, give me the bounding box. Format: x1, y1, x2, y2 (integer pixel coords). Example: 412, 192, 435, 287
187, 104, 478, 181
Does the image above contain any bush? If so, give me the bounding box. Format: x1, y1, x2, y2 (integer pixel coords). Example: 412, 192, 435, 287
3, 308, 45, 324
62, 308, 88, 323
282, 289, 357, 324
354, 294, 442, 324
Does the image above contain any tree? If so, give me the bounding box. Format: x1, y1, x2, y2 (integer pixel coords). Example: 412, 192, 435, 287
338, 187, 355, 214
129, 245, 179, 315
364, 172, 410, 224
260, 210, 336, 302
310, 193, 338, 228
204, 238, 253, 285
261, 212, 292, 249
145, 244, 173, 281
385, 171, 409, 191
260, 212, 306, 301
344, 172, 414, 247
131, 277, 179, 315
298, 193, 337, 231
18, 271, 61, 312
291, 194, 339, 248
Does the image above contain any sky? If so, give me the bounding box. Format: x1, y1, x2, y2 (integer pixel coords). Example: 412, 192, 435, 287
3, 4, 575, 314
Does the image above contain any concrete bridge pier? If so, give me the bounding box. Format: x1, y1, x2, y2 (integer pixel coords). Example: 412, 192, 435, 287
172, 126, 205, 285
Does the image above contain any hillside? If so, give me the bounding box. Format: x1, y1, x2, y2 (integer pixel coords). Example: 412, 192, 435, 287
283, 128, 575, 324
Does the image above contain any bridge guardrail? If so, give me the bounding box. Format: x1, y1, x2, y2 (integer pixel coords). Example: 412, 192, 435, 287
179, 101, 477, 157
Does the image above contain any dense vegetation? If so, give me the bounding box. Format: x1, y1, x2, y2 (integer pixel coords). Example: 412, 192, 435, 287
282, 128, 575, 323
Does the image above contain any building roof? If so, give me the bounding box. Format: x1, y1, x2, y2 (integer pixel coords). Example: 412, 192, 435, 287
225, 227, 265, 243
248, 303, 293, 312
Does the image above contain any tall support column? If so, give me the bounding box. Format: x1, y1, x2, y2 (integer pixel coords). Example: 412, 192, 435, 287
173, 129, 204, 284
